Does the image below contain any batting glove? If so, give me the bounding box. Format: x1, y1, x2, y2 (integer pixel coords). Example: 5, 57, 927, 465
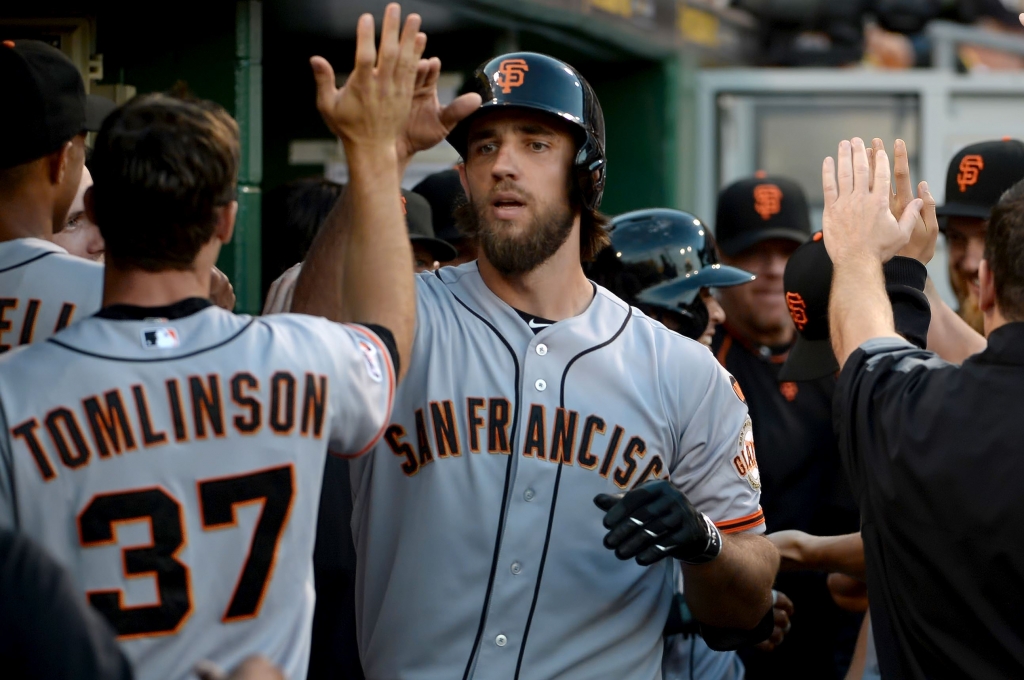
594, 480, 722, 566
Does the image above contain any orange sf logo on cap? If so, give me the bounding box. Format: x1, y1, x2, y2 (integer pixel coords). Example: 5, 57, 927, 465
957, 155, 984, 192
495, 58, 529, 94
753, 184, 783, 220
786, 292, 808, 330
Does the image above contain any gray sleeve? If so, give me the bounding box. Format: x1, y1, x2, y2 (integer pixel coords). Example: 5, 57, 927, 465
0, 401, 15, 530
670, 358, 764, 535
315, 321, 397, 458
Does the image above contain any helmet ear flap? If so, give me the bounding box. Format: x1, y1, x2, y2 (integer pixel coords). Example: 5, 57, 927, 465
575, 135, 606, 210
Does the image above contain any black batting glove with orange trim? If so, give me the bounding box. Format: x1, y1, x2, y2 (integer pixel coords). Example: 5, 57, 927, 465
594, 480, 723, 567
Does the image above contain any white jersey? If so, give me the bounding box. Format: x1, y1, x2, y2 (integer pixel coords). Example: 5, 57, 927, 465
351, 262, 763, 680
0, 301, 395, 680
0, 237, 103, 350
263, 263, 301, 315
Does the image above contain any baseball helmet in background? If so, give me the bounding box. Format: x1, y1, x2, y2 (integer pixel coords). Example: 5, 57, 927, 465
446, 52, 607, 210
589, 208, 755, 339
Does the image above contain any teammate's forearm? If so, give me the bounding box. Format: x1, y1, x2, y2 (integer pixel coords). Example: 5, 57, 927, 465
292, 143, 415, 381
802, 533, 865, 580
830, 253, 900, 369
683, 532, 778, 630
924, 277, 986, 363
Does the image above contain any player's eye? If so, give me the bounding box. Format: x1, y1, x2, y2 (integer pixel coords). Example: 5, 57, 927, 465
529, 141, 549, 152
65, 213, 83, 229
473, 142, 498, 156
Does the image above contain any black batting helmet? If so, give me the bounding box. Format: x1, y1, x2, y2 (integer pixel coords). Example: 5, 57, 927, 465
446, 52, 607, 210
589, 208, 755, 339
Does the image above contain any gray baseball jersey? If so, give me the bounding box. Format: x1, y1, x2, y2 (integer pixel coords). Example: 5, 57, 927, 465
351, 262, 764, 680
0, 237, 103, 349
0, 302, 395, 680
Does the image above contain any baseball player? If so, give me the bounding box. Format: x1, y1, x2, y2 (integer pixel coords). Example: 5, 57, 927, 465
300, 40, 779, 678
591, 209, 793, 679
0, 9, 422, 679
0, 40, 110, 349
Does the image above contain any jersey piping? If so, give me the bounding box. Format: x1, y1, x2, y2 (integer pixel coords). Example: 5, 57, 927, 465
0, 250, 53, 274
46, 318, 258, 362
442, 276, 524, 680
513, 306, 633, 679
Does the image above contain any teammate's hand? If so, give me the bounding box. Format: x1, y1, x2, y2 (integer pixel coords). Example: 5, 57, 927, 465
755, 590, 794, 652
827, 573, 869, 613
310, 3, 426, 149
397, 57, 482, 165
822, 137, 922, 266
209, 266, 235, 311
867, 138, 939, 264
593, 480, 721, 566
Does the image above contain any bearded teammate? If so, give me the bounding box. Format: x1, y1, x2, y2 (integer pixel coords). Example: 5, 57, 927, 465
0, 11, 422, 679
298, 29, 779, 678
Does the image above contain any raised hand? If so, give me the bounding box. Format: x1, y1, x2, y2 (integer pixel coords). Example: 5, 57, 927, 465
397, 57, 482, 164
309, 4, 426, 151
822, 137, 922, 266
867, 138, 939, 264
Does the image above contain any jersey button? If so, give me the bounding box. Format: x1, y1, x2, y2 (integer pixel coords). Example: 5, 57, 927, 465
536, 343, 548, 356
511, 561, 522, 575
524, 489, 535, 501
535, 379, 547, 391
496, 634, 508, 647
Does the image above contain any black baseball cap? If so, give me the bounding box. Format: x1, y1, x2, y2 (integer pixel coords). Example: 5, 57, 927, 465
0, 39, 114, 169
412, 168, 467, 244
716, 174, 812, 257
936, 138, 1024, 224
403, 189, 457, 262
778, 233, 838, 382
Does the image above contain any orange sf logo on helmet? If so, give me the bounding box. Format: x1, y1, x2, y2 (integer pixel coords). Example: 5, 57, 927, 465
753, 184, 783, 220
957, 155, 984, 192
786, 292, 808, 330
495, 58, 529, 94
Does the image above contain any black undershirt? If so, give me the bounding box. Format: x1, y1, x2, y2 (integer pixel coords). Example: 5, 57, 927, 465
514, 308, 557, 335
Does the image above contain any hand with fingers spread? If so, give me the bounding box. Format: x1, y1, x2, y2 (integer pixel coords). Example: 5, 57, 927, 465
593, 480, 722, 566
867, 138, 939, 264
309, 3, 426, 151
822, 137, 922, 266
397, 57, 482, 165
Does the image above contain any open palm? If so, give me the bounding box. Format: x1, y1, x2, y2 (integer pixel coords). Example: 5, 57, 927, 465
397, 57, 482, 163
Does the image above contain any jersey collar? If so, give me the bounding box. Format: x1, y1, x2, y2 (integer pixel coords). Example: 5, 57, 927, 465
978, 322, 1024, 366
96, 297, 213, 321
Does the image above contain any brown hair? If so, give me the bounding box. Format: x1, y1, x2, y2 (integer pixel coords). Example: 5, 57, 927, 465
89, 93, 239, 271
984, 179, 1024, 321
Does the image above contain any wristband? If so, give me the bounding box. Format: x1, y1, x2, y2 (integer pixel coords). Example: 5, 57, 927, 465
681, 513, 723, 565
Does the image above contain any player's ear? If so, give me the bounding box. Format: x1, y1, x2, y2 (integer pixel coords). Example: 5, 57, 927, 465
214, 201, 238, 244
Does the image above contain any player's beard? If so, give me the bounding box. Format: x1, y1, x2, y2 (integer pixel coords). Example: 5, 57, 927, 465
460, 183, 575, 276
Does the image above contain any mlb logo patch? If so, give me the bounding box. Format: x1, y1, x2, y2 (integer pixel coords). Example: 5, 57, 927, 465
358, 339, 384, 383
141, 327, 180, 349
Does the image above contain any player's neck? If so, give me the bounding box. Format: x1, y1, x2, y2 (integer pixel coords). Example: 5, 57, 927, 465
479, 236, 593, 322
102, 246, 218, 309
0, 188, 55, 243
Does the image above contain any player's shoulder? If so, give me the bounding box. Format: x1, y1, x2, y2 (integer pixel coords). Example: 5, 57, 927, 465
0, 237, 102, 275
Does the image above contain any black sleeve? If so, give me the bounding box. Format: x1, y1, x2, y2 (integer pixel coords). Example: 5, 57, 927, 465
0, 529, 133, 680
361, 323, 400, 377
883, 256, 930, 350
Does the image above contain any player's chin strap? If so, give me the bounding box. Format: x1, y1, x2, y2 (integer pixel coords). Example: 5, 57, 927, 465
677, 513, 723, 565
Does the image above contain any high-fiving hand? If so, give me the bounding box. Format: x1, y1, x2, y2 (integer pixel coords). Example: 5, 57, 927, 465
867, 138, 939, 264
821, 137, 923, 266
398, 57, 482, 164
309, 4, 426, 150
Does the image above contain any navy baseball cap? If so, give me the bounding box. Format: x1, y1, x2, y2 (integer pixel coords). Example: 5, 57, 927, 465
412, 168, 467, 244
0, 39, 114, 169
715, 174, 812, 257
403, 189, 457, 262
937, 139, 1024, 225
778, 234, 838, 382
